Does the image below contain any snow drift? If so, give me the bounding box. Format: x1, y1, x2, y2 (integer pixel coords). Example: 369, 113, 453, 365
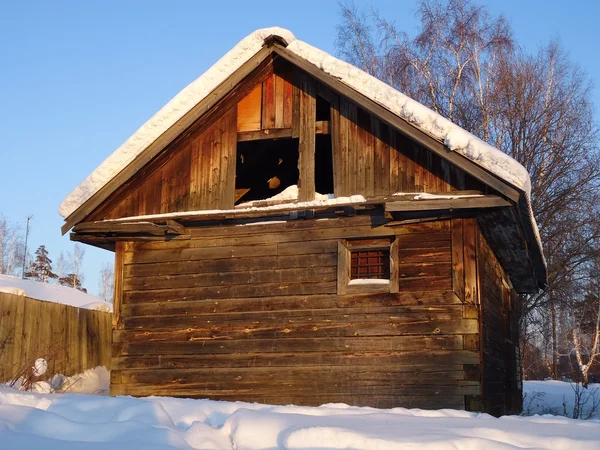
0, 274, 111, 312
0, 380, 599, 449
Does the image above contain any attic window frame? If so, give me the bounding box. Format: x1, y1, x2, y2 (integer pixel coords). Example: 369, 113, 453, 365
338, 238, 399, 294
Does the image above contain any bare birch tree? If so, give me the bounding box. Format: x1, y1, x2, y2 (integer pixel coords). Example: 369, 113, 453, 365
0, 215, 24, 276
337, 0, 600, 379
98, 262, 114, 303
570, 260, 600, 386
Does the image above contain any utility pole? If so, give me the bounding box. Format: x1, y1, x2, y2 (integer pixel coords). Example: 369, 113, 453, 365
21, 215, 32, 279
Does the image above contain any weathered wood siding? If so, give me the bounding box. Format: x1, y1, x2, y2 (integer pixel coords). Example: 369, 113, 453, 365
329, 96, 485, 197
0, 293, 112, 383
97, 107, 238, 219
111, 213, 481, 409
86, 57, 487, 222
477, 228, 522, 416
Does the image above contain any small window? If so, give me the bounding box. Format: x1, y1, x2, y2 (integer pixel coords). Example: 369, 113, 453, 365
338, 238, 398, 294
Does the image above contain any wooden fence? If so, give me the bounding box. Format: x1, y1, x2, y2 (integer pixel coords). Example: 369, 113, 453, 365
0, 292, 112, 382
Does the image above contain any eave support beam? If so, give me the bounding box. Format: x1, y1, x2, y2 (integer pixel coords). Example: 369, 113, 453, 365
385, 195, 511, 213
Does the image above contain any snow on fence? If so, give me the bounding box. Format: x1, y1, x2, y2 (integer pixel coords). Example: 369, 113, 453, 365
0, 292, 112, 383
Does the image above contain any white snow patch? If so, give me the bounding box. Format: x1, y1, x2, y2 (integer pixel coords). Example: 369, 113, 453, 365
266, 184, 299, 201
393, 192, 485, 200
0, 286, 26, 296
0, 381, 599, 449
0, 274, 111, 311
237, 185, 333, 206
348, 279, 390, 286
105, 194, 367, 223
524, 380, 600, 420
32, 359, 48, 377
236, 220, 288, 227
8, 366, 110, 395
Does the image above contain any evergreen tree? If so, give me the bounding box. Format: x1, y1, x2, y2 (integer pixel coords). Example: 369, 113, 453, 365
25, 245, 57, 282
58, 273, 85, 292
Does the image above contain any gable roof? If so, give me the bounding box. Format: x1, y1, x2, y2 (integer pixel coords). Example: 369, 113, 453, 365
58, 27, 546, 287
60, 27, 532, 219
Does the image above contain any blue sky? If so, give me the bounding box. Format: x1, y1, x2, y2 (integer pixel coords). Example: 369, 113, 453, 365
1, 0, 599, 295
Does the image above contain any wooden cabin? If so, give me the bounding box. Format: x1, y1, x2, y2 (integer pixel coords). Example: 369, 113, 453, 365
60, 28, 546, 416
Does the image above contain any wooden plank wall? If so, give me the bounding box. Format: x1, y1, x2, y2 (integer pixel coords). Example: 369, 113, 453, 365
330, 94, 485, 197
85, 57, 488, 223
238, 59, 293, 132
0, 293, 112, 383
111, 214, 481, 409
98, 107, 238, 220
477, 228, 522, 416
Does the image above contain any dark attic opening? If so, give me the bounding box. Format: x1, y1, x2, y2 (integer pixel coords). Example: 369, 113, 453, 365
235, 138, 299, 204
315, 94, 334, 196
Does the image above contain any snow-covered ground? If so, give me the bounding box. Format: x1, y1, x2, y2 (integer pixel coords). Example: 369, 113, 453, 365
524, 380, 600, 420
0, 274, 111, 311
1, 378, 599, 449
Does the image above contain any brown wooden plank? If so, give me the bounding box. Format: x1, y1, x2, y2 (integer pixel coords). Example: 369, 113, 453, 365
120, 290, 462, 317
297, 71, 316, 201
262, 72, 276, 129
237, 128, 292, 141
464, 218, 478, 304
115, 334, 465, 356
452, 218, 466, 302
113, 349, 479, 370
125, 252, 336, 278
385, 195, 510, 212
124, 266, 337, 291
123, 280, 338, 303
237, 83, 262, 132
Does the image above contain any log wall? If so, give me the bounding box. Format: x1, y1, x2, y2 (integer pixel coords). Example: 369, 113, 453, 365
477, 229, 522, 416
111, 213, 482, 409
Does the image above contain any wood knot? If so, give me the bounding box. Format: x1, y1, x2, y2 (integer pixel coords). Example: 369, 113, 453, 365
433, 328, 441, 334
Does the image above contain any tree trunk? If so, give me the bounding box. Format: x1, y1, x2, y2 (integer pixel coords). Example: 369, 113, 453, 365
551, 299, 558, 379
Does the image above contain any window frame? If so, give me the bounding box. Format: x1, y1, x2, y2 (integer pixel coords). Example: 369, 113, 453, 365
337, 237, 399, 294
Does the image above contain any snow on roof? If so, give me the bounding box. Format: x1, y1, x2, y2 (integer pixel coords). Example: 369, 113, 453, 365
0, 274, 112, 312
59, 27, 532, 220
104, 194, 367, 223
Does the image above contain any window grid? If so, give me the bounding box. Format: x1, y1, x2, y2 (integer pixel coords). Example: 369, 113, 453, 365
350, 249, 390, 280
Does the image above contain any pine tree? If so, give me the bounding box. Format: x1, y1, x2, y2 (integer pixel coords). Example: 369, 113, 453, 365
58, 273, 85, 292
25, 245, 57, 282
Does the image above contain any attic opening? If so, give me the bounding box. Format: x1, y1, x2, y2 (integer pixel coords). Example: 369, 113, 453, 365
315, 94, 334, 196
235, 138, 299, 204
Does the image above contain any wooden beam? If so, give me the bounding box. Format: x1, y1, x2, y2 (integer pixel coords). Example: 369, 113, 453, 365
237, 121, 328, 142
165, 220, 189, 235
272, 45, 521, 203
238, 128, 292, 142
61, 45, 276, 235
315, 120, 329, 135
385, 195, 510, 212
73, 219, 190, 239
112, 242, 125, 330
297, 71, 316, 202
